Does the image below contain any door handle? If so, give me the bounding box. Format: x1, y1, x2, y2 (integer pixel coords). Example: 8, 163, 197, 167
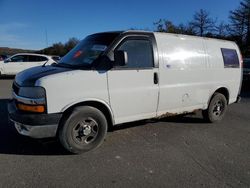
154, 72, 159, 84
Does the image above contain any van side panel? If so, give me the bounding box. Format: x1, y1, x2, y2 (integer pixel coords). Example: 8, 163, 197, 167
155, 33, 208, 115
154, 33, 241, 116
204, 39, 241, 104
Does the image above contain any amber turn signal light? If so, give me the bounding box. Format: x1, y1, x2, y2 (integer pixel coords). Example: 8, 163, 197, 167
17, 103, 45, 113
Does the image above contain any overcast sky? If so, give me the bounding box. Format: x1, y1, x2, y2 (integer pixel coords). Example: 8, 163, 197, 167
0, 0, 241, 50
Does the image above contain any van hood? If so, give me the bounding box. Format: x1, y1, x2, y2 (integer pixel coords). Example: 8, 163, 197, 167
15, 65, 73, 86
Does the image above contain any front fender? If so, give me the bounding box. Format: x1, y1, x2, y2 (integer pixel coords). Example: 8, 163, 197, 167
60, 98, 115, 125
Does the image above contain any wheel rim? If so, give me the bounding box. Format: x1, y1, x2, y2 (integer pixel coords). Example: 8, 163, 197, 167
72, 117, 99, 145
212, 100, 225, 117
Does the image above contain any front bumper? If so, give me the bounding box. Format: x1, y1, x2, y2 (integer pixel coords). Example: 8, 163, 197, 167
8, 101, 62, 138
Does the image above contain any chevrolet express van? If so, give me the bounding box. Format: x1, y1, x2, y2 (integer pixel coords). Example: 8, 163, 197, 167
8, 31, 242, 153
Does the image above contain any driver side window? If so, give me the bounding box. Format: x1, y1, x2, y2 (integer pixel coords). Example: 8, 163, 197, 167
116, 38, 154, 69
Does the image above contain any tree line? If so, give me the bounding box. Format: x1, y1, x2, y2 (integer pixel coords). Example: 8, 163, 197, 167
37, 37, 80, 57
40, 0, 250, 57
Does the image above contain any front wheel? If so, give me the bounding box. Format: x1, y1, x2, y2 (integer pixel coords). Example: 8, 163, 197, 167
202, 93, 228, 123
59, 106, 108, 154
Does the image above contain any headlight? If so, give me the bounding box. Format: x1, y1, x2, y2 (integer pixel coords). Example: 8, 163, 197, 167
14, 87, 46, 113
18, 87, 46, 99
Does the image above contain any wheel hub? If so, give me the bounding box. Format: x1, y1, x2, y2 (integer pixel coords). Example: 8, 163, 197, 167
83, 125, 91, 136
72, 118, 99, 145
213, 101, 224, 116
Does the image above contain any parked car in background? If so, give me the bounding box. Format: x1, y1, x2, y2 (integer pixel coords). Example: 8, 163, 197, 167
243, 58, 250, 81
0, 54, 8, 61
0, 53, 56, 76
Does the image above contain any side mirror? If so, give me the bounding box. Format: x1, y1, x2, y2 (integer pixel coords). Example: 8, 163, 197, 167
114, 50, 128, 66
92, 55, 113, 70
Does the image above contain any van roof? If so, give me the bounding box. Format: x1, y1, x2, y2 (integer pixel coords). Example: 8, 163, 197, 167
96, 30, 236, 45
125, 30, 236, 44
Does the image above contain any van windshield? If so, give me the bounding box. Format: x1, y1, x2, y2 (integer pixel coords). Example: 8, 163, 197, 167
58, 33, 120, 68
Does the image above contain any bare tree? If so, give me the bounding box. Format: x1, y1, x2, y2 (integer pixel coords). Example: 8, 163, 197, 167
154, 19, 178, 33
177, 23, 196, 35
215, 21, 230, 37
229, 6, 247, 42
154, 19, 165, 32
190, 9, 216, 36
229, 0, 250, 48
229, 0, 250, 56
65, 37, 80, 52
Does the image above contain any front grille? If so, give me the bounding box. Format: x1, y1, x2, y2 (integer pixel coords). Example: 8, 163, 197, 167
12, 82, 20, 95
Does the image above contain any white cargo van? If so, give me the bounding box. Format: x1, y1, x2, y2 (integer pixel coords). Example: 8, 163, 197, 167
8, 31, 242, 153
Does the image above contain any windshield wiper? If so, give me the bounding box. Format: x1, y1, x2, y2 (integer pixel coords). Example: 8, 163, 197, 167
54, 62, 92, 69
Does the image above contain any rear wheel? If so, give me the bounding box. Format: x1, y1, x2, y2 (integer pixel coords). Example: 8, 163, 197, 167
59, 106, 108, 154
202, 92, 228, 123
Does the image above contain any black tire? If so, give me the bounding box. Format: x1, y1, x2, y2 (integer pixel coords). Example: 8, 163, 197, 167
202, 92, 228, 123
59, 106, 108, 154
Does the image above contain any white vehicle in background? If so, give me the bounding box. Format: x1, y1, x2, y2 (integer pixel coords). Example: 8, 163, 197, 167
0, 53, 56, 76
8, 31, 242, 154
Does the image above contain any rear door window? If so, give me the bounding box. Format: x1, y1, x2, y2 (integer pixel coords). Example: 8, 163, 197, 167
28, 55, 48, 62
52, 56, 60, 62
221, 48, 239, 68
38, 56, 48, 61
